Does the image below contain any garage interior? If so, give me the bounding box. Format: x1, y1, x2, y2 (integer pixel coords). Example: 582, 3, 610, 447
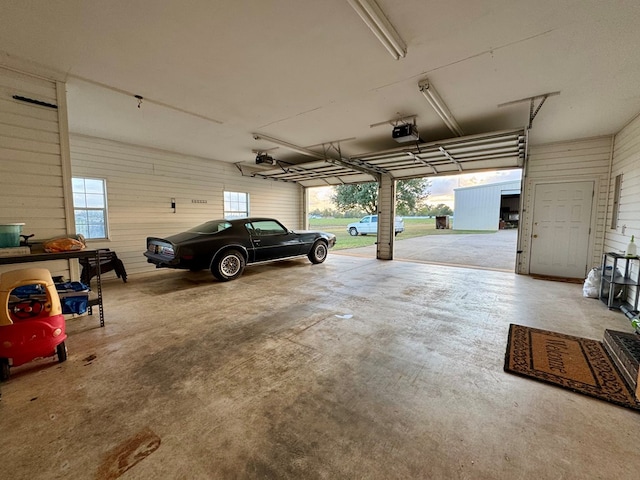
2, 1, 640, 479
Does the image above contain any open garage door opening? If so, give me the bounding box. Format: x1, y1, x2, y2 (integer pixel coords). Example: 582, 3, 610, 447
307, 169, 522, 270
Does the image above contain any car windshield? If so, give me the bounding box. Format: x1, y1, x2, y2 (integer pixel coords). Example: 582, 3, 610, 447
187, 220, 232, 234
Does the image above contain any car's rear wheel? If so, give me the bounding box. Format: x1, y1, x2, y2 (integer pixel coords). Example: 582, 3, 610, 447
349, 227, 358, 236
212, 249, 245, 281
308, 241, 328, 264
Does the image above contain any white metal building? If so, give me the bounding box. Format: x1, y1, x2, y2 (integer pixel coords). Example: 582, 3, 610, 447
453, 180, 521, 231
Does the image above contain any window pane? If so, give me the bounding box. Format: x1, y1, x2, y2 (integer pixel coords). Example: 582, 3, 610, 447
72, 178, 108, 239
253, 220, 285, 234
223, 191, 249, 219
74, 210, 88, 225
85, 179, 104, 194
76, 224, 89, 237
87, 210, 105, 224
72, 178, 86, 193
73, 193, 87, 208
86, 193, 105, 208
88, 224, 105, 238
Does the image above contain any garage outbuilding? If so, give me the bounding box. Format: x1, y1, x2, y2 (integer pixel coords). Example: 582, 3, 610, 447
453, 180, 521, 231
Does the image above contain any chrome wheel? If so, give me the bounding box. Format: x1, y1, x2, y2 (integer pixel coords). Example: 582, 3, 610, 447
212, 249, 245, 281
308, 241, 328, 264
221, 254, 241, 276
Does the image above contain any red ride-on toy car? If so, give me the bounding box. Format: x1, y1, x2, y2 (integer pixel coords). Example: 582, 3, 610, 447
0, 268, 68, 381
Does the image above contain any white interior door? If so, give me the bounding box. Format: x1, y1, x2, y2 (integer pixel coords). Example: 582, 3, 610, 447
529, 181, 594, 278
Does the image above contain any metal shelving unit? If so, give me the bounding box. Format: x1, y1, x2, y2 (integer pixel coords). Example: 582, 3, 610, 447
599, 252, 640, 311
0, 249, 106, 327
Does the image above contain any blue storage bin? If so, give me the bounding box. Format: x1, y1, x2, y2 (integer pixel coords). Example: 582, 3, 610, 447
61, 295, 89, 315
56, 281, 90, 315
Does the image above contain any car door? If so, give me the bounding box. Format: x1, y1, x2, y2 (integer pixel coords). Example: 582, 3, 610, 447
359, 216, 372, 233
248, 220, 303, 261
369, 215, 378, 234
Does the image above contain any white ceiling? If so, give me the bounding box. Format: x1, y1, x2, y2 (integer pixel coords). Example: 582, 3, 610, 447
1, 1, 639, 169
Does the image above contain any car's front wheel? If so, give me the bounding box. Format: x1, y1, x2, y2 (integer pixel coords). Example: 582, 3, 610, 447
308, 241, 328, 264
212, 249, 245, 281
349, 227, 358, 236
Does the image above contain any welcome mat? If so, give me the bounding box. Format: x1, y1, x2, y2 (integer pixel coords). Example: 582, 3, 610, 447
504, 324, 640, 411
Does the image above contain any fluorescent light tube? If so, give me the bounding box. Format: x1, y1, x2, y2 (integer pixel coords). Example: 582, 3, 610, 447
418, 79, 464, 137
347, 0, 406, 60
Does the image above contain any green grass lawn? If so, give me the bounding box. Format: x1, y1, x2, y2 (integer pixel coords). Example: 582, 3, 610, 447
310, 217, 495, 250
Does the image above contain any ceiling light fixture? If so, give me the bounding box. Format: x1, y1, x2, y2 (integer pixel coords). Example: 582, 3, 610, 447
418, 79, 464, 137
346, 0, 406, 60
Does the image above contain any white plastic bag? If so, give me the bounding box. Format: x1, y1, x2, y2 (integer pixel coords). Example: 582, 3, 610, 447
583, 267, 601, 298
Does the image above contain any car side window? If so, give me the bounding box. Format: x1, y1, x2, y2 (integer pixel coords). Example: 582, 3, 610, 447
372, 216, 378, 223
251, 220, 287, 236
362, 217, 369, 224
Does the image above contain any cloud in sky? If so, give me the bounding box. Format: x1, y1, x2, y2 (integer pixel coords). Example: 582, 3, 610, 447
428, 169, 522, 207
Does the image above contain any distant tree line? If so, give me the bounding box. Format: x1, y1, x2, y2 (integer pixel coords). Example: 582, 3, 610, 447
309, 180, 453, 218
309, 203, 452, 218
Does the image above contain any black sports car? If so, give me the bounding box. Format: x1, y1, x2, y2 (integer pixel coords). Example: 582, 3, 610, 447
144, 217, 336, 281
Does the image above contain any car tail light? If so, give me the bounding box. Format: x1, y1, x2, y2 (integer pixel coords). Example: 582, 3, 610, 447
182, 255, 194, 260
148, 244, 174, 256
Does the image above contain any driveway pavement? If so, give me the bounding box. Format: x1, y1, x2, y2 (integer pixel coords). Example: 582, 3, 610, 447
335, 229, 518, 271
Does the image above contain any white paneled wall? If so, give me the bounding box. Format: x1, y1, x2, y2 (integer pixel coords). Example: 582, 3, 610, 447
604, 113, 640, 308
0, 68, 66, 235
606, 113, 640, 252
0, 67, 71, 276
519, 136, 613, 275
70, 135, 302, 276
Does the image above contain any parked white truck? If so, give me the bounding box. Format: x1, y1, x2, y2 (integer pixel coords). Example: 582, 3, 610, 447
347, 215, 404, 236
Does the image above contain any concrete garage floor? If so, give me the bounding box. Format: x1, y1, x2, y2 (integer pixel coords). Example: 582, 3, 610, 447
1, 255, 639, 479
340, 229, 518, 271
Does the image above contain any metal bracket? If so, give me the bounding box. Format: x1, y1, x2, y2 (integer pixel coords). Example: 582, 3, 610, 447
498, 91, 560, 129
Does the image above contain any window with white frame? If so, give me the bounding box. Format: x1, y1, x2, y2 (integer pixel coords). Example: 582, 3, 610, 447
72, 177, 108, 239
224, 191, 249, 219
